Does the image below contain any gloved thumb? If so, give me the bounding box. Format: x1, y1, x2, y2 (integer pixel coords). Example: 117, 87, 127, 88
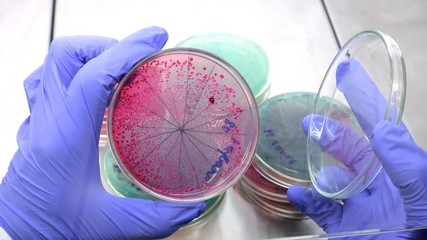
288, 185, 342, 232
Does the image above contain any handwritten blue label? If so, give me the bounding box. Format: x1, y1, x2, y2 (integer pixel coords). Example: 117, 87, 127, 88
205, 146, 234, 182
204, 119, 240, 182
272, 140, 296, 165
264, 129, 296, 165
221, 118, 236, 133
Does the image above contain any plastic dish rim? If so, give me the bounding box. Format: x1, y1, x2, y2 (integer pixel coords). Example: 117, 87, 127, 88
252, 154, 311, 188
240, 181, 307, 220
240, 175, 289, 203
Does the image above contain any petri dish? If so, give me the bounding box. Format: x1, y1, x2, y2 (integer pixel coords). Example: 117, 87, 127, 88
241, 164, 288, 203
100, 142, 158, 200
107, 48, 259, 203
176, 32, 270, 105
253, 92, 321, 188
307, 30, 406, 199
240, 181, 306, 220
99, 143, 225, 229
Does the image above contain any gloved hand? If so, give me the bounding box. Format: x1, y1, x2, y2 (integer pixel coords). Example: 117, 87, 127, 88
288, 59, 427, 239
0, 27, 205, 240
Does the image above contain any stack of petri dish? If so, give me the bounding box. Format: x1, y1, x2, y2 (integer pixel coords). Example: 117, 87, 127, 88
176, 32, 270, 105
242, 92, 314, 219
239, 164, 306, 219
243, 92, 355, 219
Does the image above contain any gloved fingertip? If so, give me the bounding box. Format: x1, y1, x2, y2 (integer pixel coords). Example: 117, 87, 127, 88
287, 185, 312, 212
336, 59, 351, 89
126, 26, 169, 49
301, 115, 311, 135
336, 58, 364, 92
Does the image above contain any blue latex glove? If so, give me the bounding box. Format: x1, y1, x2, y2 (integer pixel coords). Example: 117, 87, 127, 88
0, 27, 205, 239
288, 59, 427, 239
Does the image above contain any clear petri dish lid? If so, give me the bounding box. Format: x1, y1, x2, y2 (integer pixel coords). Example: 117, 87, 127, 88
255, 92, 321, 187
107, 48, 259, 203
175, 32, 270, 104
307, 30, 406, 199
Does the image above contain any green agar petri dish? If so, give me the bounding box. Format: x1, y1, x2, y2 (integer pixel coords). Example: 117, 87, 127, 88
253, 92, 355, 188
176, 32, 270, 104
254, 92, 316, 187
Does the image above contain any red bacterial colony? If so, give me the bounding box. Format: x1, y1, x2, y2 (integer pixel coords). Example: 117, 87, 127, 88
108, 50, 258, 201
209, 96, 215, 104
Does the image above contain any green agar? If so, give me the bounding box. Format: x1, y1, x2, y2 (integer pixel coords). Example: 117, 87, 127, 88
176, 33, 270, 104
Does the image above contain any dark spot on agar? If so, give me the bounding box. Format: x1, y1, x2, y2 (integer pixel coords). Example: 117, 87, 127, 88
209, 96, 215, 104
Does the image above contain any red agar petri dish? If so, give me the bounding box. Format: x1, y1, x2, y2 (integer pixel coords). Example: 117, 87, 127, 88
242, 165, 288, 202
107, 48, 259, 202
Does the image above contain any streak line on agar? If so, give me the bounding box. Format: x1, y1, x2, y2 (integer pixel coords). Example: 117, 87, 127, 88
182, 65, 216, 125
182, 132, 213, 165
181, 104, 213, 129
183, 131, 222, 152
133, 129, 179, 144
143, 77, 182, 127
129, 130, 179, 172
178, 132, 184, 191
186, 129, 247, 136
160, 65, 181, 126
134, 103, 179, 128
171, 92, 180, 124
150, 132, 182, 186
182, 134, 203, 191
185, 110, 247, 131
133, 126, 178, 130
182, 55, 191, 127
